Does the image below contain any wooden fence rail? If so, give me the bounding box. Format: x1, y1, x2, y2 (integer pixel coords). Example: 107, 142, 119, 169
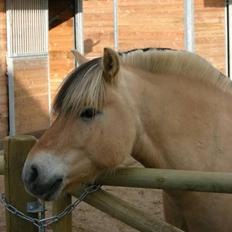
96, 168, 232, 193
70, 187, 183, 232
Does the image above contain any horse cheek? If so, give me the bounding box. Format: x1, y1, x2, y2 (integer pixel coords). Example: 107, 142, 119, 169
93, 122, 134, 169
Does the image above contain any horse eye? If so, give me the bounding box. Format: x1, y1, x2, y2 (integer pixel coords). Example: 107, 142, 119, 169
80, 108, 98, 120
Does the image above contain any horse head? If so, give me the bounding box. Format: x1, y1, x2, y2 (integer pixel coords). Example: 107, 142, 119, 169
22, 48, 137, 200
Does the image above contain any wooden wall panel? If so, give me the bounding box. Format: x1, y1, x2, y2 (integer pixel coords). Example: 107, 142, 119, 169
13, 57, 49, 134
83, 0, 114, 58
49, 0, 75, 100
118, 0, 184, 51
195, 0, 225, 73
0, 0, 7, 149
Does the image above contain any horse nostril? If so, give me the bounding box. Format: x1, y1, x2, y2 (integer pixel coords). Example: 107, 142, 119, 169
29, 165, 39, 183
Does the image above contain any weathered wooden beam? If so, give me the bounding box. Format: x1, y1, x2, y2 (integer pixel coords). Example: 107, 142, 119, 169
0, 152, 4, 175
96, 168, 232, 193
52, 193, 72, 232
70, 187, 183, 232
4, 135, 38, 232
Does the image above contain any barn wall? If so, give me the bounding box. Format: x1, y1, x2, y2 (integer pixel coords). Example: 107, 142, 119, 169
195, 0, 226, 73
13, 57, 49, 134
0, 0, 227, 143
0, 0, 7, 148
118, 0, 184, 50
82, 0, 226, 74
83, 0, 114, 58
49, 0, 75, 100
83, 0, 184, 56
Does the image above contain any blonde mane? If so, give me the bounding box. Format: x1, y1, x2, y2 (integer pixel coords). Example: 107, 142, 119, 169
54, 48, 230, 117
120, 48, 230, 92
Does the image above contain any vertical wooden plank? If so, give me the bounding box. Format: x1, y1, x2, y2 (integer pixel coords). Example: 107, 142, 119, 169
4, 135, 38, 232
52, 193, 72, 232
49, 0, 75, 101
13, 57, 50, 134
195, 0, 226, 73
118, 0, 184, 51
0, 0, 8, 149
83, 0, 114, 58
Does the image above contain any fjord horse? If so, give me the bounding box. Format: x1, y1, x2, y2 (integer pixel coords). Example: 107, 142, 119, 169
23, 47, 232, 231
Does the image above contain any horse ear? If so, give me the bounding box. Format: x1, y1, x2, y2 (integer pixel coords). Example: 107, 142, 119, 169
103, 48, 120, 83
71, 49, 89, 65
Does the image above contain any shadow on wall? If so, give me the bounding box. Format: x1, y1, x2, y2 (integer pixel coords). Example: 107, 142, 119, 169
203, 0, 225, 7
84, 39, 100, 55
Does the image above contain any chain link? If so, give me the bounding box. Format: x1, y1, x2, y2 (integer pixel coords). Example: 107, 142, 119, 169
0, 184, 101, 230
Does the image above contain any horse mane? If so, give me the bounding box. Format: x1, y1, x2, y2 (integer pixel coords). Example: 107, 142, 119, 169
54, 48, 230, 117
53, 57, 106, 116
119, 48, 230, 93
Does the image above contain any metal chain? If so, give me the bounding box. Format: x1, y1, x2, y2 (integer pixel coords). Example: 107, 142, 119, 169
0, 184, 101, 230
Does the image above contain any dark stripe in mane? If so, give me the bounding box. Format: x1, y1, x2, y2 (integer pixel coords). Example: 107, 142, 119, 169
118, 47, 176, 56
53, 57, 102, 114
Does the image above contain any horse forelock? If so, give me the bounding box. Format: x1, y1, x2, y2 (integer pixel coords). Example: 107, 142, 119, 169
53, 57, 106, 117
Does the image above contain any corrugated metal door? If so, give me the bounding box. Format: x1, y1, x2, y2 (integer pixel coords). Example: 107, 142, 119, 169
6, 0, 50, 135
7, 0, 48, 57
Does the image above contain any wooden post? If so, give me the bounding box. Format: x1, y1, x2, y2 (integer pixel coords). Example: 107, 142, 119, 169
4, 135, 38, 232
0, 152, 4, 175
70, 187, 183, 232
52, 193, 72, 232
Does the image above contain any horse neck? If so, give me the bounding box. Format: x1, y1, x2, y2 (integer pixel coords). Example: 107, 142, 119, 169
122, 65, 232, 170
121, 66, 174, 168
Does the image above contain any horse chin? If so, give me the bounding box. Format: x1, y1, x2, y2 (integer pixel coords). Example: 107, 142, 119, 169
24, 179, 65, 202
42, 188, 63, 201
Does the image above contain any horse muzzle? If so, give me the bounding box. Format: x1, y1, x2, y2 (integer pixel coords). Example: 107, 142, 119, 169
22, 153, 67, 201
